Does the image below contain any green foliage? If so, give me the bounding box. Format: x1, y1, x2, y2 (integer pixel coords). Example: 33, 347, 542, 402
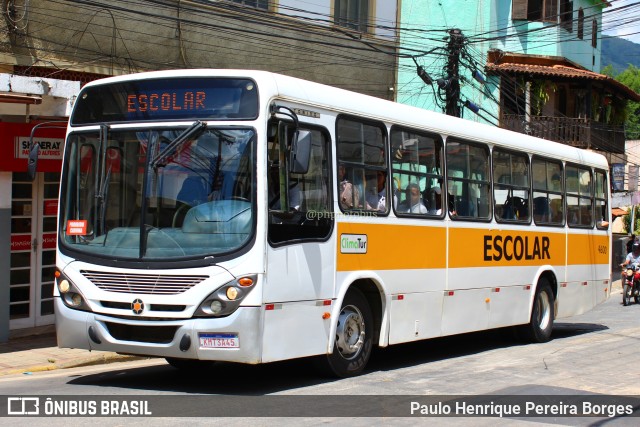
607, 64, 640, 139
602, 64, 615, 78
616, 65, 640, 139
531, 80, 555, 116
623, 206, 640, 234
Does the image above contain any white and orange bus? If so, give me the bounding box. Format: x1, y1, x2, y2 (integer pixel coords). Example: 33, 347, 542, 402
52, 69, 611, 377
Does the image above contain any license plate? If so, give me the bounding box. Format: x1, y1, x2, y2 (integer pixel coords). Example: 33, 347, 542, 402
199, 333, 239, 349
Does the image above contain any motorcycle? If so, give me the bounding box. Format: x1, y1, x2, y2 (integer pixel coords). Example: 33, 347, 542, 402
621, 263, 640, 306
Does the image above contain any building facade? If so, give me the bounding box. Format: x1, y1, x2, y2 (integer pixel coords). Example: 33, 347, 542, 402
0, 0, 399, 339
396, 0, 639, 166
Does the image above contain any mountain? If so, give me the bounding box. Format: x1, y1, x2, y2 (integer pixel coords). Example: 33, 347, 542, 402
602, 37, 640, 74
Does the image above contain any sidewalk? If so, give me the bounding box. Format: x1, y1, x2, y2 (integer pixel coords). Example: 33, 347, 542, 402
0, 330, 142, 376
0, 281, 624, 376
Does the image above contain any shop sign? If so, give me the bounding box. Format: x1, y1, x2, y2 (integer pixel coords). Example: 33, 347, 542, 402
612, 163, 625, 192
15, 137, 64, 160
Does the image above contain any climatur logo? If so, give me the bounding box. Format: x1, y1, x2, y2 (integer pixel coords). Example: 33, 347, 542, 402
340, 234, 368, 254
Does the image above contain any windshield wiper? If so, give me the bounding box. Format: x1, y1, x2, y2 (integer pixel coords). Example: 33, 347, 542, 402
150, 121, 207, 169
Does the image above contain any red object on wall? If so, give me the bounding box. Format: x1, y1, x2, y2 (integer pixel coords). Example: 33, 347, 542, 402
42, 233, 57, 250
11, 234, 31, 252
0, 122, 66, 172
44, 200, 58, 216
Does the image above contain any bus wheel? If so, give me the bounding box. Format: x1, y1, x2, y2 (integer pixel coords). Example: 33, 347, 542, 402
519, 279, 554, 343
165, 357, 216, 371
320, 288, 373, 378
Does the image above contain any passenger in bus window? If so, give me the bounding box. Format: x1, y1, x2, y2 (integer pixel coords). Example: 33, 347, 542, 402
426, 186, 442, 214
398, 183, 427, 214
339, 164, 360, 209
366, 170, 388, 212
448, 193, 456, 216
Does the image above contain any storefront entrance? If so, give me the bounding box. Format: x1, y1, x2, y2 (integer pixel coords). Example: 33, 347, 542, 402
10, 172, 60, 329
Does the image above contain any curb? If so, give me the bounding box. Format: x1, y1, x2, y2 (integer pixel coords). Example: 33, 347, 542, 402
1, 354, 147, 376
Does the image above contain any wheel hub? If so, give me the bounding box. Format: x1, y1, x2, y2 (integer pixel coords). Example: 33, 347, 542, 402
536, 291, 551, 330
335, 304, 365, 359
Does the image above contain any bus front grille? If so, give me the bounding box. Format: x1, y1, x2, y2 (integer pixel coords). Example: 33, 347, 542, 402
100, 301, 187, 312
81, 270, 207, 294
104, 322, 178, 344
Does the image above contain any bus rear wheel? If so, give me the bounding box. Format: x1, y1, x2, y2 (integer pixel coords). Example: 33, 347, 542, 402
318, 288, 373, 378
518, 279, 554, 343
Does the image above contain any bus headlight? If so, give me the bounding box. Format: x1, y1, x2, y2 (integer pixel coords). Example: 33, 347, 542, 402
59, 279, 71, 293
56, 271, 91, 312
67, 292, 83, 307
226, 287, 239, 300
195, 274, 257, 318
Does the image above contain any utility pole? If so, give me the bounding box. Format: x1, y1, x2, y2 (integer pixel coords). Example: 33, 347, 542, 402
444, 29, 465, 117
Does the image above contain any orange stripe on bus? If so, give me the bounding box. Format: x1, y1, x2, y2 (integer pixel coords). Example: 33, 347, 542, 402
336, 223, 446, 271
336, 223, 609, 271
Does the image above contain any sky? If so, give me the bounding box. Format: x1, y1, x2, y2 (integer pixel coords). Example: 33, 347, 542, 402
602, 0, 640, 45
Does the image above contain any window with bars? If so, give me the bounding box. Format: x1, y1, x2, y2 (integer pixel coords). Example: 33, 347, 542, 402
334, 0, 369, 33
577, 8, 584, 39
512, 0, 558, 22
559, 0, 573, 31
228, 0, 269, 10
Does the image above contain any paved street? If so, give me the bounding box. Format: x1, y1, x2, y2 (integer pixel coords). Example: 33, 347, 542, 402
0, 285, 639, 425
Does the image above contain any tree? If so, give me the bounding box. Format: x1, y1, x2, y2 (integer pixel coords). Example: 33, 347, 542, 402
623, 205, 640, 234
604, 65, 640, 139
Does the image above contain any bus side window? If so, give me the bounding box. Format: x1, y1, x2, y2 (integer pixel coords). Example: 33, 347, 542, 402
595, 169, 609, 229
268, 124, 332, 245
531, 157, 563, 226
447, 139, 490, 220
390, 126, 443, 218
493, 149, 529, 223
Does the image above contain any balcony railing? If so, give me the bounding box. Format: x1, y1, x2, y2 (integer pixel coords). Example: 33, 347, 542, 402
501, 115, 625, 154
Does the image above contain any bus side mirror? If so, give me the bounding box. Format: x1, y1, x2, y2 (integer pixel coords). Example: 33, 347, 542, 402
289, 130, 311, 174
27, 142, 39, 181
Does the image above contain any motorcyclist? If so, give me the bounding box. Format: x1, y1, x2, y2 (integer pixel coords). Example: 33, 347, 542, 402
622, 242, 640, 268
621, 242, 640, 305
626, 234, 639, 254
621, 242, 640, 283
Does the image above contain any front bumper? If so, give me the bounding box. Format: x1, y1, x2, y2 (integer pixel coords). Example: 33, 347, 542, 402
55, 297, 262, 363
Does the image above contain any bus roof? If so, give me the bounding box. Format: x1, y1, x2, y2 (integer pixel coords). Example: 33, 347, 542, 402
82, 69, 609, 170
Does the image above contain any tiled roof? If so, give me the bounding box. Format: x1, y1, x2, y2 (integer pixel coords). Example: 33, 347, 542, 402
612, 207, 628, 217
486, 63, 640, 102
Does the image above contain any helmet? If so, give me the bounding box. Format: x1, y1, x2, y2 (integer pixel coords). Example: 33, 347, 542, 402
634, 242, 640, 250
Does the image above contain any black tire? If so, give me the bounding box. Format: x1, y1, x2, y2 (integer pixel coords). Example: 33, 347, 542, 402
518, 279, 555, 343
623, 284, 631, 306
317, 288, 373, 378
165, 357, 216, 371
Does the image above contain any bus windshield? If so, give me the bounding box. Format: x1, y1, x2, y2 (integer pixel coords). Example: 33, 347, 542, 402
59, 126, 255, 261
